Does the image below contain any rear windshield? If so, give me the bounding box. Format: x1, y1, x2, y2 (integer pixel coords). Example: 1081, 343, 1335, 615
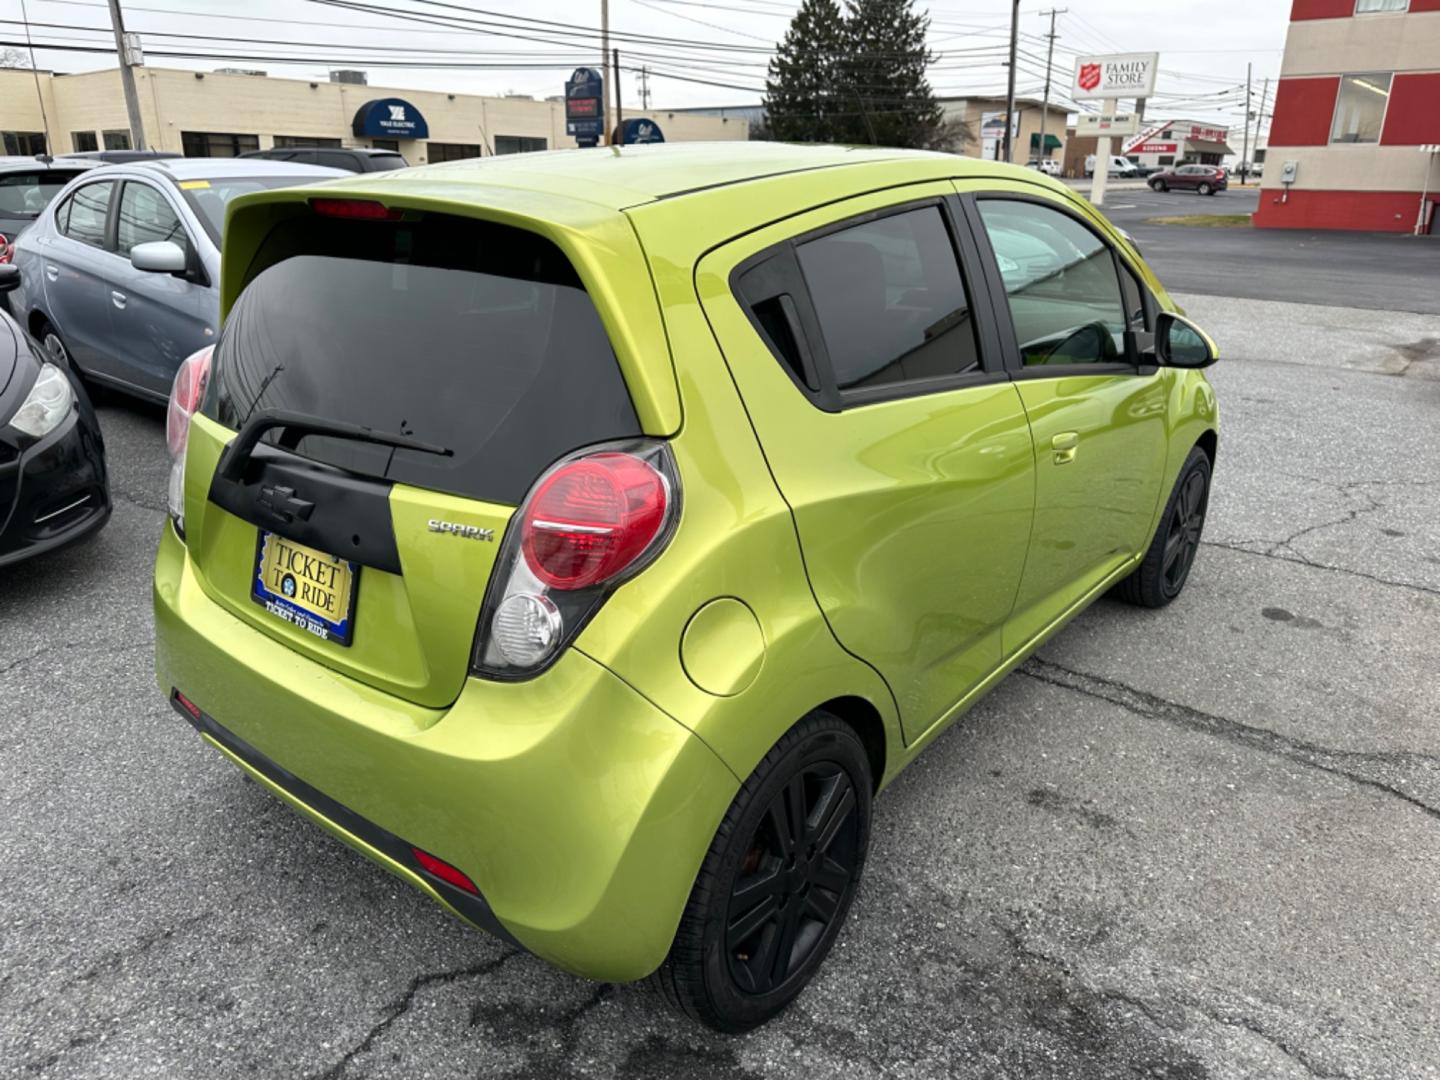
179, 176, 340, 243
203, 210, 639, 505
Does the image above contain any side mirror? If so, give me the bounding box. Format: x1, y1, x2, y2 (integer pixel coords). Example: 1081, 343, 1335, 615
130, 240, 188, 274
0, 263, 19, 294
1155, 311, 1217, 369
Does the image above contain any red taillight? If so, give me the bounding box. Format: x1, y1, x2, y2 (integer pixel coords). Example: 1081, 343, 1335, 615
174, 690, 202, 720
310, 198, 402, 220
520, 453, 667, 590
411, 847, 479, 895
0, 233, 10, 264
167, 346, 213, 460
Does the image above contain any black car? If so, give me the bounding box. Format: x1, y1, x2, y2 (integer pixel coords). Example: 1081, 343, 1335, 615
237, 146, 406, 173
0, 265, 109, 567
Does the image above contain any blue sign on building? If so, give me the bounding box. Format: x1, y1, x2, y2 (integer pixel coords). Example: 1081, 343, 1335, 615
351, 98, 430, 140
619, 118, 665, 145
565, 67, 605, 147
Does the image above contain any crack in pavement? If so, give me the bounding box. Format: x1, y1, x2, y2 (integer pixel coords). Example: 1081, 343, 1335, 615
1200, 540, 1440, 598
1018, 657, 1440, 823
0, 638, 153, 677
309, 949, 523, 1080
994, 916, 1349, 1079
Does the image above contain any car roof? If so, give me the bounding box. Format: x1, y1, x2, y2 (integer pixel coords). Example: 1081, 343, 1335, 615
314, 142, 966, 212
0, 156, 98, 174
244, 146, 400, 156
122, 158, 351, 181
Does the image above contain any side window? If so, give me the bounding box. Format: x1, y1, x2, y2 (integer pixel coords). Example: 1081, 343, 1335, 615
794, 205, 982, 393
1119, 263, 1146, 331
977, 199, 1127, 368
60, 180, 115, 248
737, 252, 819, 393
117, 181, 190, 258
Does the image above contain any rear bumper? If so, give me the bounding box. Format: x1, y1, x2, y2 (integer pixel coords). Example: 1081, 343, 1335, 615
154, 525, 739, 982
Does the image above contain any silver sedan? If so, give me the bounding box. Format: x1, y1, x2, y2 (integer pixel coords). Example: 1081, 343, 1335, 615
7, 158, 345, 402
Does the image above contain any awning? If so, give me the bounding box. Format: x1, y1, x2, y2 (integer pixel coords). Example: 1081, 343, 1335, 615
1029, 133, 1062, 151
1186, 139, 1232, 156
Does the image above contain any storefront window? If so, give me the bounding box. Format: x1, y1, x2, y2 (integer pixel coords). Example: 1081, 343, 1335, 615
495, 135, 548, 155
1355, 0, 1407, 12
427, 142, 482, 162
103, 130, 132, 150
2, 132, 47, 156
371, 139, 400, 151
1329, 73, 1392, 144
181, 131, 261, 158
273, 135, 342, 148
71, 131, 99, 152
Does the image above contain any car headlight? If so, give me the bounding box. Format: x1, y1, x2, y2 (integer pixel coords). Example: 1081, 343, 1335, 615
6, 363, 74, 442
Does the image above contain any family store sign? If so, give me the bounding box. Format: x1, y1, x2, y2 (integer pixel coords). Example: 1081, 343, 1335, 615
1071, 53, 1159, 100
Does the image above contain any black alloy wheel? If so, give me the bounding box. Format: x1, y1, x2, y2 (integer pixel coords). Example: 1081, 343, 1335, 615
1113, 445, 1212, 609
1162, 467, 1207, 597
651, 711, 872, 1032
725, 762, 861, 995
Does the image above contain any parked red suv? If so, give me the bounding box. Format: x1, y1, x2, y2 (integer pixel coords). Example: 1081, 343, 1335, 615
1149, 164, 1228, 195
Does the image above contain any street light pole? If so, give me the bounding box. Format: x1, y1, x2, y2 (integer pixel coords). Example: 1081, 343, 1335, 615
1240, 61, 1253, 184
106, 0, 146, 151
600, 0, 610, 144
1003, 0, 1019, 163
1037, 8, 1067, 168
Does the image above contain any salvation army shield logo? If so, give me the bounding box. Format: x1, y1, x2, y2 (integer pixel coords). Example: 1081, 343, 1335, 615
1079, 63, 1102, 92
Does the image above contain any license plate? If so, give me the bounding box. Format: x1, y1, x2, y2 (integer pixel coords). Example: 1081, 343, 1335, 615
251, 531, 359, 646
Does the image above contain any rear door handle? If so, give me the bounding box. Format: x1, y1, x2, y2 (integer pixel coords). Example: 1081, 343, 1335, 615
110, 290, 127, 309
1051, 431, 1078, 465
44, 264, 59, 281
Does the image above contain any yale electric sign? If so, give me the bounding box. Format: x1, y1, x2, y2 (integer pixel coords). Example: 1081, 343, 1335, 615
1072, 53, 1159, 100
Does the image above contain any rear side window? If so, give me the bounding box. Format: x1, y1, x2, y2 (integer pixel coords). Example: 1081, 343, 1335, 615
205, 211, 640, 506
795, 206, 981, 391
60, 180, 114, 247
0, 170, 75, 218
117, 181, 190, 257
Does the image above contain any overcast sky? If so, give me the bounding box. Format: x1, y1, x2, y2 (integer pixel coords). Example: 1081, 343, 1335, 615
2, 0, 1290, 129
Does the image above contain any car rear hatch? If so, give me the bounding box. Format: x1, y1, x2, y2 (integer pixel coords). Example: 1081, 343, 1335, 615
180, 187, 676, 709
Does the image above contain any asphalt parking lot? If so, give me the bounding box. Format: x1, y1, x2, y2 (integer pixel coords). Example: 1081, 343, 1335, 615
3, 221, 1439, 1078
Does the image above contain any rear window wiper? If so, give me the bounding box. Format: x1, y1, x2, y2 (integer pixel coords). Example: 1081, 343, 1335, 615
217, 408, 452, 483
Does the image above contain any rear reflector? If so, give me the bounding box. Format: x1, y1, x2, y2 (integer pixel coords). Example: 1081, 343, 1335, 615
310, 198, 402, 221
174, 691, 202, 720
411, 846, 480, 895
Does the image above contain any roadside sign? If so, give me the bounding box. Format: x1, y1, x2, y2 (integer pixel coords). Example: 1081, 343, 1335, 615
565, 67, 605, 147
1072, 53, 1159, 100
618, 118, 665, 144
1075, 111, 1140, 137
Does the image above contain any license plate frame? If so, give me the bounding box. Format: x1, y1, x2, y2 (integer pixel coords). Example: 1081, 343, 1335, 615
251, 530, 359, 646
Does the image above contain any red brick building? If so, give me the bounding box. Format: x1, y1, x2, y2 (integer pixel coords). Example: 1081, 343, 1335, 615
1254, 0, 1440, 233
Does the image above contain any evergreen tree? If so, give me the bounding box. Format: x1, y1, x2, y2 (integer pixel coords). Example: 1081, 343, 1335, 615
762, 0, 848, 143
840, 0, 943, 149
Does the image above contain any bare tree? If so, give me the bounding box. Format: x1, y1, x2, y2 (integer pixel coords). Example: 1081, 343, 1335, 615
0, 47, 30, 69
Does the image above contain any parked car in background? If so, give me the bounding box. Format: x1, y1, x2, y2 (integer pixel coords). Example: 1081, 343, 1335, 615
1085, 154, 1138, 179
155, 143, 1220, 1033
57, 150, 183, 164
7, 159, 345, 402
1025, 159, 1061, 176
238, 146, 407, 173
1148, 163, 1229, 195
0, 264, 109, 566
0, 157, 98, 267
1128, 162, 1164, 179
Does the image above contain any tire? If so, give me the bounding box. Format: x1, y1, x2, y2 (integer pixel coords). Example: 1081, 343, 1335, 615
1113, 445, 1212, 609
1151, 179, 1167, 192
1198, 182, 1213, 196
650, 711, 872, 1033
35, 316, 104, 402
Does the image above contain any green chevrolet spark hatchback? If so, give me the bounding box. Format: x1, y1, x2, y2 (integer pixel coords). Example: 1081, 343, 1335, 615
154, 142, 1218, 1031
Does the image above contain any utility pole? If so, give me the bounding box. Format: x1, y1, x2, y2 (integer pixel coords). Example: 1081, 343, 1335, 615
600, 0, 610, 144
1037, 8, 1067, 168
1003, 0, 1019, 162
639, 66, 651, 111
612, 48, 622, 139
1240, 61, 1253, 184
106, 0, 146, 150
1257, 76, 1270, 173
